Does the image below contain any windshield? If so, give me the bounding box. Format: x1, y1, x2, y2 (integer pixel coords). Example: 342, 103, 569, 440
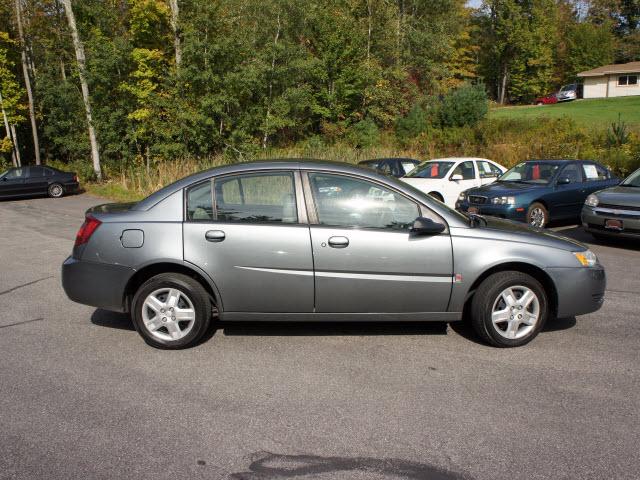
405, 161, 454, 179
499, 162, 559, 184
621, 169, 640, 187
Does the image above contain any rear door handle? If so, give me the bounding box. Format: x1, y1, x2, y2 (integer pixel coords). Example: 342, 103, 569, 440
205, 230, 226, 242
328, 236, 349, 248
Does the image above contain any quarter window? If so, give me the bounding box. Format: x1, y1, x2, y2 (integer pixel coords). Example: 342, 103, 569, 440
308, 173, 419, 230
582, 163, 609, 182
618, 75, 638, 86
214, 172, 297, 223
186, 181, 213, 221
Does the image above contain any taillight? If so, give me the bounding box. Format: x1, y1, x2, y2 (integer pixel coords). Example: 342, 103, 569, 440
73, 174, 78, 182
75, 215, 101, 246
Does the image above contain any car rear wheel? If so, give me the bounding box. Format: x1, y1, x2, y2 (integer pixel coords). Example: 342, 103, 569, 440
527, 202, 548, 228
131, 273, 212, 349
428, 192, 444, 202
471, 271, 548, 347
48, 183, 64, 198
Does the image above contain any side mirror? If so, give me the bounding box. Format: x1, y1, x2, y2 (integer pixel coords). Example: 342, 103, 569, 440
450, 174, 463, 182
411, 217, 446, 236
557, 177, 571, 185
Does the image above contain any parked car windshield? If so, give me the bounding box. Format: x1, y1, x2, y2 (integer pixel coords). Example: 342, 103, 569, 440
621, 169, 640, 187
404, 161, 454, 179
499, 162, 559, 184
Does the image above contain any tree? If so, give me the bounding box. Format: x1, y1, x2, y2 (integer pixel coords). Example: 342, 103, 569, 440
13, 0, 40, 164
61, 0, 102, 180
0, 31, 25, 166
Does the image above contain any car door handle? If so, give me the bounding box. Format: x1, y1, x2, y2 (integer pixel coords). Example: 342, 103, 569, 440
328, 236, 349, 248
205, 230, 226, 242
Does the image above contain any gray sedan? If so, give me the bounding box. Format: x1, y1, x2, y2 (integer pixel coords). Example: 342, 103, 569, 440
62, 160, 605, 348
582, 167, 640, 240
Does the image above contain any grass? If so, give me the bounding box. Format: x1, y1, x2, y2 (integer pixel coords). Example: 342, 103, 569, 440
489, 96, 640, 128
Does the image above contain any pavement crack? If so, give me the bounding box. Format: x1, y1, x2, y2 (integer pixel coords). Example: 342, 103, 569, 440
0, 276, 54, 297
0, 318, 44, 329
606, 288, 638, 295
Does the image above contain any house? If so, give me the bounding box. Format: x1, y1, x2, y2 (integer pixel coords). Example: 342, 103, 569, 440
577, 61, 640, 99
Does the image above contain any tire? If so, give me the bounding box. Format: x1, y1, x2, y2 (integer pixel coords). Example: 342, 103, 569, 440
527, 202, 548, 228
48, 183, 64, 198
131, 273, 212, 349
428, 192, 444, 203
471, 271, 549, 348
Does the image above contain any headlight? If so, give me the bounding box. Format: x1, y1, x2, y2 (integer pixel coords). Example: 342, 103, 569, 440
491, 196, 516, 205
585, 194, 599, 207
574, 250, 598, 267
458, 192, 466, 201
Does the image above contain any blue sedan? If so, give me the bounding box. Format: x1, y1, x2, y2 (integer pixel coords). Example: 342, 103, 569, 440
456, 160, 619, 228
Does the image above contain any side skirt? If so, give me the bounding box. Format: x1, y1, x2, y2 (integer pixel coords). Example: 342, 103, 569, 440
220, 312, 462, 322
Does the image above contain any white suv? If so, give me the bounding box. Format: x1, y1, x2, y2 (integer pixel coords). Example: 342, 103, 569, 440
401, 157, 507, 207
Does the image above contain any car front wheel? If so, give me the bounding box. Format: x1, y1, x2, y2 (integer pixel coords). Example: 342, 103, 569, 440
48, 183, 64, 198
471, 271, 549, 347
131, 273, 212, 349
527, 202, 548, 228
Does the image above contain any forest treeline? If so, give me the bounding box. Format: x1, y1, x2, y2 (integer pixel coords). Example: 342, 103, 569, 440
0, 0, 639, 179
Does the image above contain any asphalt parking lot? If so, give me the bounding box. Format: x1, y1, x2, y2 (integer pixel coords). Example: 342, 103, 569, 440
1, 193, 639, 480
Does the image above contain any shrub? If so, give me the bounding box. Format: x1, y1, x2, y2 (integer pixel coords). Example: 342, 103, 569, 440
347, 118, 380, 148
395, 104, 428, 142
438, 83, 488, 128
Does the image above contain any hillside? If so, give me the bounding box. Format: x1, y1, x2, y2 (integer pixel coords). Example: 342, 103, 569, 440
489, 97, 640, 128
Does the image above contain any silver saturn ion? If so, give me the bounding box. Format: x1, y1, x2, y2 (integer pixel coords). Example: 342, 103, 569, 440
62, 160, 605, 349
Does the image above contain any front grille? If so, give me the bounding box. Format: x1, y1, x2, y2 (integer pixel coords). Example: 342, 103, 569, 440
469, 195, 487, 205
599, 203, 640, 212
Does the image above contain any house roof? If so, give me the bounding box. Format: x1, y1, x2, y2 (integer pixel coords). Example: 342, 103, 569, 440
577, 61, 640, 77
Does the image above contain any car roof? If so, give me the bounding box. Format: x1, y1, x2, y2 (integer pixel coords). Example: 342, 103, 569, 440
422, 157, 492, 163
360, 157, 420, 163
135, 159, 387, 210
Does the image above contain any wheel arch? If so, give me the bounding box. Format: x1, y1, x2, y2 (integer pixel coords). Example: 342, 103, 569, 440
464, 262, 558, 318
428, 191, 444, 202
123, 261, 222, 313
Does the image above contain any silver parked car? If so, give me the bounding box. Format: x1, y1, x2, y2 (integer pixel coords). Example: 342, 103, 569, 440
62, 160, 605, 349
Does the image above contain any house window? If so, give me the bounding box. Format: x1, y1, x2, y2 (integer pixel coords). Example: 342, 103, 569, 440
618, 75, 638, 86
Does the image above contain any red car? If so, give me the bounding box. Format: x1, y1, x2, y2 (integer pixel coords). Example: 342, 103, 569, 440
534, 93, 558, 105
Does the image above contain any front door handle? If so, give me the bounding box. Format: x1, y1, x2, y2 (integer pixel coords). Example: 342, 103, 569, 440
328, 236, 349, 248
205, 230, 226, 242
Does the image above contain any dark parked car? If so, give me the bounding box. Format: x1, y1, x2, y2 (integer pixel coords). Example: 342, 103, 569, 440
457, 160, 619, 228
358, 157, 420, 177
62, 160, 605, 350
0, 165, 79, 199
582, 167, 640, 240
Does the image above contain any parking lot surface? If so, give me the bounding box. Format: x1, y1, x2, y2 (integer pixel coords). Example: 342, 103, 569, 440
1, 193, 638, 480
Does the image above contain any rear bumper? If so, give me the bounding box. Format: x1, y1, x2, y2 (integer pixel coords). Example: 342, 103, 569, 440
62, 256, 134, 312
545, 266, 606, 318
581, 206, 640, 239
63, 181, 80, 193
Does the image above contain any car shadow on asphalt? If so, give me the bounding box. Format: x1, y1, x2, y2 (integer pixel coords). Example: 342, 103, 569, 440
218, 321, 448, 337
91, 309, 135, 331
549, 221, 640, 251
227, 451, 468, 480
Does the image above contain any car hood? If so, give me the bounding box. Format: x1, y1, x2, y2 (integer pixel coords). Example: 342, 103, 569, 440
596, 185, 640, 207
467, 181, 541, 196
476, 215, 586, 251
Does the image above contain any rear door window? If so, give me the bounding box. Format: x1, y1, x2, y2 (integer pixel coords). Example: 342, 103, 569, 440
451, 161, 475, 180
583, 163, 609, 182
186, 181, 214, 221
214, 172, 297, 223
477, 161, 502, 178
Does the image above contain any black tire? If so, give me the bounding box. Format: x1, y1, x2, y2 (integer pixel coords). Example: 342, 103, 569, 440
131, 273, 212, 349
471, 271, 549, 348
48, 183, 64, 198
429, 191, 444, 202
527, 202, 548, 228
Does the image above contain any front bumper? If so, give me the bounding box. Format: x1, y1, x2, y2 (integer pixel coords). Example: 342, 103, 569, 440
545, 265, 606, 318
62, 256, 134, 312
581, 205, 640, 239
456, 200, 528, 222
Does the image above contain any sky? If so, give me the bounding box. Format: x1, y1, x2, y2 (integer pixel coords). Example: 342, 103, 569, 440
467, 0, 482, 8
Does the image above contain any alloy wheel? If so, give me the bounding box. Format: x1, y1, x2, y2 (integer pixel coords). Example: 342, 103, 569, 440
491, 285, 540, 340
529, 207, 546, 227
